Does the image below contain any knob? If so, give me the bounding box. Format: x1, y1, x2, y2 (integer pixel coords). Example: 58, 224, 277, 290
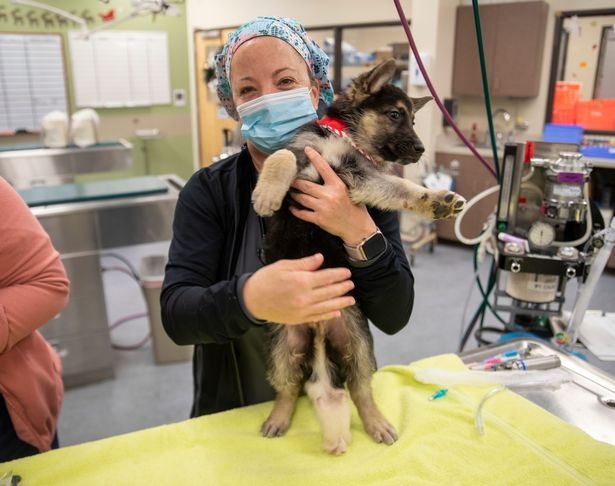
566, 267, 576, 278
510, 261, 521, 273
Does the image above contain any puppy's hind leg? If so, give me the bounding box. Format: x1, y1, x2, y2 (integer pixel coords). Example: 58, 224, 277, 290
349, 377, 397, 445
261, 389, 301, 438
345, 315, 397, 445
252, 149, 297, 217
261, 325, 307, 438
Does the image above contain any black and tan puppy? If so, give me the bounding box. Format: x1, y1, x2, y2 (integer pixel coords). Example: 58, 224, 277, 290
252, 59, 465, 454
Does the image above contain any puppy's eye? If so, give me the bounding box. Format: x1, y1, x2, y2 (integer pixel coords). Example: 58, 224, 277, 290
388, 110, 402, 121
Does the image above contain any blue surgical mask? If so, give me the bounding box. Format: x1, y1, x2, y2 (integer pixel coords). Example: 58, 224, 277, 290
236, 87, 318, 154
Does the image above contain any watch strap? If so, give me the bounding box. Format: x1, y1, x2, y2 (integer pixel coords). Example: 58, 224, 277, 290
343, 229, 385, 261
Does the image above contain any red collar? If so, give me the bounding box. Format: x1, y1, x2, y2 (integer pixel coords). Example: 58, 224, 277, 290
317, 116, 348, 133
316, 117, 378, 165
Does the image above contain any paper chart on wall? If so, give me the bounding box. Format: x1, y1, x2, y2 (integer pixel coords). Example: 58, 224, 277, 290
0, 34, 69, 134
68, 31, 171, 108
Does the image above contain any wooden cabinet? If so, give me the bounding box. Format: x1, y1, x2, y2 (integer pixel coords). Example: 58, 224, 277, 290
452, 1, 548, 98
435, 151, 498, 242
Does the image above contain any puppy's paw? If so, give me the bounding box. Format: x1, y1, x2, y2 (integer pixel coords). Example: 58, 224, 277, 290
252, 183, 287, 217
260, 414, 290, 438
430, 191, 466, 220
363, 416, 398, 445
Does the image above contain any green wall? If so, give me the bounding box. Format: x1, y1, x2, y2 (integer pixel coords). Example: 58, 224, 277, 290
0, 0, 194, 181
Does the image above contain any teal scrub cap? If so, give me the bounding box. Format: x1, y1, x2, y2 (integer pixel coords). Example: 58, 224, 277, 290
214, 16, 334, 120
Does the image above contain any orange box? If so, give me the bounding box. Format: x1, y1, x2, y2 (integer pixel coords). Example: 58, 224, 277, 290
576, 99, 615, 130
552, 107, 576, 124
553, 81, 582, 109
552, 81, 582, 125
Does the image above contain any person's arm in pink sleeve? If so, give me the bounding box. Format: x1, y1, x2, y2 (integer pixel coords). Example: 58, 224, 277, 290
0, 177, 69, 354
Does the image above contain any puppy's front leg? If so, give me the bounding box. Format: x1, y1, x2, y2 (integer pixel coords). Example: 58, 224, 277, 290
350, 173, 465, 220
252, 149, 297, 216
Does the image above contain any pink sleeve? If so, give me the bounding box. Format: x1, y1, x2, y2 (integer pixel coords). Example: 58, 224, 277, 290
0, 177, 70, 354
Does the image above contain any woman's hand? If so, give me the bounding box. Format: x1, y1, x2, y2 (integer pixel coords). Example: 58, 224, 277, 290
242, 253, 355, 324
289, 146, 377, 246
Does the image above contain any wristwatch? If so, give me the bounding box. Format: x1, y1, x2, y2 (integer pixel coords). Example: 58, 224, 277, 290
343, 229, 387, 261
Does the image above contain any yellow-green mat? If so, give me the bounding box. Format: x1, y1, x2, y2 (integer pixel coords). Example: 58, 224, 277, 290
2, 354, 614, 485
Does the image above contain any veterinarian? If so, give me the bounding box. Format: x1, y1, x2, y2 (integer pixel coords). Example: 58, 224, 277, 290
0, 177, 69, 462
161, 16, 414, 417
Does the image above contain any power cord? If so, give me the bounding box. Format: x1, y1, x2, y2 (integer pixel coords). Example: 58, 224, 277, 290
100, 256, 151, 351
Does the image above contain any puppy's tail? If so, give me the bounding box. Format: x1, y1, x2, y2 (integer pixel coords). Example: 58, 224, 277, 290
304, 322, 352, 455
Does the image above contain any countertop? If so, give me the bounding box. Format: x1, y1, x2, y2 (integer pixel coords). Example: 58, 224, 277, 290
436, 137, 615, 169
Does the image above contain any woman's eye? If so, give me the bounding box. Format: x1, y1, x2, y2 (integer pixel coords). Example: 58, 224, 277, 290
239, 86, 255, 96
278, 78, 295, 87
388, 110, 402, 121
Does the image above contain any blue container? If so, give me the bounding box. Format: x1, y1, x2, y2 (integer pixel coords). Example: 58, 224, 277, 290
580, 146, 615, 159
542, 123, 584, 144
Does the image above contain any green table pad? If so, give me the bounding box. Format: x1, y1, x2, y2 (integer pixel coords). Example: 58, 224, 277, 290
19, 176, 169, 207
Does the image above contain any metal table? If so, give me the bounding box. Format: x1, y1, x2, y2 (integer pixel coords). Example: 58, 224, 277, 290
460, 338, 615, 446
0, 140, 133, 188
26, 174, 184, 387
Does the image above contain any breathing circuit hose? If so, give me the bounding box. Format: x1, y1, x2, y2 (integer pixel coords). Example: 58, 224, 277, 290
471, 0, 500, 180
392, 0, 498, 181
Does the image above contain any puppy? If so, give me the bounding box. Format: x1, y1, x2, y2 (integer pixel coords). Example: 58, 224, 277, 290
252, 59, 465, 454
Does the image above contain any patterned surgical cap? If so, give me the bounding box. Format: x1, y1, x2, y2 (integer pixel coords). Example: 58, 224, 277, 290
214, 16, 334, 120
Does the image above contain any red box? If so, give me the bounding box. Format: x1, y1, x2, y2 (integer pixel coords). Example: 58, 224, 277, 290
552, 81, 582, 125
552, 107, 576, 124
576, 99, 615, 130
553, 81, 582, 108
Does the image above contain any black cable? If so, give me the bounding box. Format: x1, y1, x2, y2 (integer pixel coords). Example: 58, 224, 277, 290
474, 326, 506, 346
459, 243, 508, 351
100, 252, 141, 282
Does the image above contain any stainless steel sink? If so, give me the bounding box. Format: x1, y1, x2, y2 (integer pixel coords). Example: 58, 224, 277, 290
460, 338, 615, 446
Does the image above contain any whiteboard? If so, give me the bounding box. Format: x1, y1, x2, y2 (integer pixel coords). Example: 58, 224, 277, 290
0, 34, 69, 134
69, 31, 171, 108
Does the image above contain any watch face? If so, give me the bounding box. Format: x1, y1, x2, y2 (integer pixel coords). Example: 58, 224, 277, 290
362, 231, 387, 259
528, 221, 555, 248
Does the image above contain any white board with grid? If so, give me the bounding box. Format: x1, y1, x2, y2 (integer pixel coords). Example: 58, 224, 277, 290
0, 33, 69, 134
68, 30, 171, 108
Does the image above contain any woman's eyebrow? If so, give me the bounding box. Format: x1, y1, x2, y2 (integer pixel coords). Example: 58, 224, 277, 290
272, 67, 300, 77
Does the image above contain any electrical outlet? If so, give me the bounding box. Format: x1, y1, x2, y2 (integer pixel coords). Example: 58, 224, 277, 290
173, 89, 186, 107
410, 53, 431, 87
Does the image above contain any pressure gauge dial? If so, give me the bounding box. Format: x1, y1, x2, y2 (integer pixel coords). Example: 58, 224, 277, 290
528, 221, 556, 248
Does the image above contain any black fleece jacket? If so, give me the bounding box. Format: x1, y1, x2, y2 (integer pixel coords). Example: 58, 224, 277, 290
160, 148, 415, 416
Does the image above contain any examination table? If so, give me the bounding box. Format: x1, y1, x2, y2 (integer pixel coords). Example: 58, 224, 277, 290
1, 350, 614, 485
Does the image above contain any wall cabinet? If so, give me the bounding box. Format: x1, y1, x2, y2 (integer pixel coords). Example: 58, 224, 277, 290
452, 1, 548, 98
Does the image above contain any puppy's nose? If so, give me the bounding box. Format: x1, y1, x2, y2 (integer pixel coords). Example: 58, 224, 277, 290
413, 142, 425, 153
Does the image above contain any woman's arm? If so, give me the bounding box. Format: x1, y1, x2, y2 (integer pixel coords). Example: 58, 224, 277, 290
349, 208, 414, 334
0, 178, 69, 354
160, 172, 256, 345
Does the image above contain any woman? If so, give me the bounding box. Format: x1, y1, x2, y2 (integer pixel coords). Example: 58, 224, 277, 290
0, 176, 69, 462
161, 16, 414, 417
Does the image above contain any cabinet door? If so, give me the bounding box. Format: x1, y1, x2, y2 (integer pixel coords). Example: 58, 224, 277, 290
491, 2, 548, 97
435, 152, 498, 242
451, 5, 498, 97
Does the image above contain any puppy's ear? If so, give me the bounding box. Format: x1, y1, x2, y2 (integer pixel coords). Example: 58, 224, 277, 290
412, 96, 432, 112
365, 59, 397, 94
347, 59, 397, 104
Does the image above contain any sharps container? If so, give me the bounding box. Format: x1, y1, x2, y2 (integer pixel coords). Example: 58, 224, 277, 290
140, 255, 193, 364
